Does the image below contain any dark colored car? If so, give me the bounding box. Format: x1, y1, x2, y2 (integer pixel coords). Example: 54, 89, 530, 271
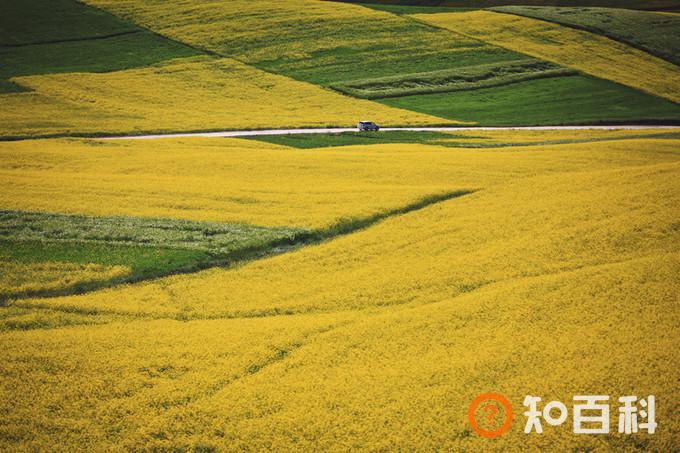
358, 121, 380, 131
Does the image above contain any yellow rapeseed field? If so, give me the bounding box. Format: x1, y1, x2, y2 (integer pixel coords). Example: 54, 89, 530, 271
2, 135, 678, 450
11, 138, 679, 319
0, 57, 444, 138
414, 11, 680, 103
2, 134, 675, 229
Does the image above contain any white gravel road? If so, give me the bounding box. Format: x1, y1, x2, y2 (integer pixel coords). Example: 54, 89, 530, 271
103, 125, 680, 140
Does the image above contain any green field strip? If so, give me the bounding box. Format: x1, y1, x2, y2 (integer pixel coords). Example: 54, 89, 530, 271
330, 59, 577, 99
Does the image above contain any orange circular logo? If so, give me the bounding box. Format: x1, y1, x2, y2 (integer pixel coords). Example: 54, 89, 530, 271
467, 393, 513, 438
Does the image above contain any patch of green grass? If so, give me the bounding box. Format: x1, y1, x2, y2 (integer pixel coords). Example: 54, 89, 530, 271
331, 59, 576, 99
0, 0, 201, 93
0, 210, 307, 256
0, 210, 309, 299
357, 3, 476, 13
245, 130, 471, 148
0, 240, 210, 281
491, 6, 680, 66
0, 0, 136, 46
380, 75, 680, 126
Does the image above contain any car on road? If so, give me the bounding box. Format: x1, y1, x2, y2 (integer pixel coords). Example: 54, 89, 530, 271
358, 121, 380, 132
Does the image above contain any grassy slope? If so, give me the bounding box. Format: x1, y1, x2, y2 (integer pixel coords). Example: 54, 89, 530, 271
0, 0, 200, 93
414, 10, 680, 103
491, 6, 680, 66
84, 0, 524, 87
1, 136, 678, 449
380, 75, 680, 125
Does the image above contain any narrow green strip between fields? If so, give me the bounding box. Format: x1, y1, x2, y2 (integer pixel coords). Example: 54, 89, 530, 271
331, 60, 577, 99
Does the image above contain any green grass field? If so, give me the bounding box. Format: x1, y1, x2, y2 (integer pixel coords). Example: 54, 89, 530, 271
491, 6, 680, 65
0, 210, 307, 299
0, 0, 136, 45
380, 75, 680, 125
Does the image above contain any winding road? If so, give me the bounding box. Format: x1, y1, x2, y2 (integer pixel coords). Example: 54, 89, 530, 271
104, 125, 680, 140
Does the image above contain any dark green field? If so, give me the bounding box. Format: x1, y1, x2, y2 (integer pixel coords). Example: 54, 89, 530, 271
491, 6, 680, 65
0, 0, 135, 45
0, 33, 199, 90
380, 75, 680, 125
0, 0, 200, 93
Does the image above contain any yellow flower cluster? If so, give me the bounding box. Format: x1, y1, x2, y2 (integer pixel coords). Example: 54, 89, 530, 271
0, 261, 130, 299
414, 11, 680, 103
0, 57, 444, 138
2, 134, 679, 450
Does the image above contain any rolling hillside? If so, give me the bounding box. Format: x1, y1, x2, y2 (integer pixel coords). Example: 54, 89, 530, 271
1, 1, 679, 451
